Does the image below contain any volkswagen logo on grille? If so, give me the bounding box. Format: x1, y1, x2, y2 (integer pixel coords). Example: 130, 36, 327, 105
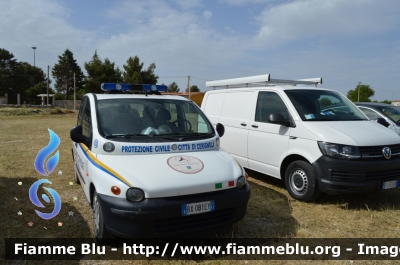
382, 147, 392, 159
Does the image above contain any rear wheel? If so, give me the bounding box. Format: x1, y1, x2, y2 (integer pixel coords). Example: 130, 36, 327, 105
93, 191, 113, 242
285, 160, 320, 202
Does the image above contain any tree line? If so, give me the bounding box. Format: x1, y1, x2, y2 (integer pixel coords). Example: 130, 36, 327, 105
1, 47, 390, 105
0, 48, 199, 104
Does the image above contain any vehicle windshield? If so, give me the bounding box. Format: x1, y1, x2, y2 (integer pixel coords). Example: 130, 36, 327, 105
97, 98, 214, 141
284, 89, 368, 121
376, 105, 400, 125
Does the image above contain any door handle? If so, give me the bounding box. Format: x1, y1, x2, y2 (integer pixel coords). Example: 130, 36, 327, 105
251, 125, 258, 128
75, 143, 77, 147
240, 123, 247, 126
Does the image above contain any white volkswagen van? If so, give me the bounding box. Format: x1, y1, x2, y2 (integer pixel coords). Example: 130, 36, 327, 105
70, 83, 250, 240
201, 74, 400, 202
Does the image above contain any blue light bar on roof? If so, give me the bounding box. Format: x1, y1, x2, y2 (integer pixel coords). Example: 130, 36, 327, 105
101, 83, 167, 92
101, 83, 132, 91
143, 84, 167, 92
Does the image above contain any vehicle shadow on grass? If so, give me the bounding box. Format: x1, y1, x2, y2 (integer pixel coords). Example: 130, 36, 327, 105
316, 189, 400, 211
246, 168, 286, 190
244, 168, 400, 211
0, 176, 92, 264
203, 171, 299, 239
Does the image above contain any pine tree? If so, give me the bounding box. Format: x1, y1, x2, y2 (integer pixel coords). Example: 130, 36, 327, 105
84, 51, 122, 93
123, 56, 158, 84
167, 82, 180, 92
52, 49, 84, 99
0, 48, 19, 96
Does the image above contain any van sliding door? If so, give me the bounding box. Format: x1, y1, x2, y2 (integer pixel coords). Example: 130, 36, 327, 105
219, 91, 256, 167
248, 91, 291, 178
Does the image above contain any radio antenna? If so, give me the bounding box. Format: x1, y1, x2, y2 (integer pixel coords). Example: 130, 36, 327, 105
137, 72, 147, 96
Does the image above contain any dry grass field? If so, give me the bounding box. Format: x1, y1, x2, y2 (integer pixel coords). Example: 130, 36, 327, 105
1, 108, 400, 265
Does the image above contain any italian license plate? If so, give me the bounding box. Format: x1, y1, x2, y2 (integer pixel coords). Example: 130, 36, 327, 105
182, 200, 215, 216
382, 180, 399, 190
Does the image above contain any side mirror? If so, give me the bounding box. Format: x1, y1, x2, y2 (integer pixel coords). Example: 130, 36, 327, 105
375, 118, 390, 128
268, 113, 291, 127
216, 123, 225, 137
70, 125, 87, 143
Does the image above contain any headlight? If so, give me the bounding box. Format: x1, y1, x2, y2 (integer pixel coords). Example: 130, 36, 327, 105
126, 188, 145, 202
236, 176, 246, 188
318, 142, 361, 159
216, 137, 220, 147
103, 142, 115, 152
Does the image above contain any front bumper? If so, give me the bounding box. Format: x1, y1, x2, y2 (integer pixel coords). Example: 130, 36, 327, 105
312, 156, 400, 193
97, 183, 250, 237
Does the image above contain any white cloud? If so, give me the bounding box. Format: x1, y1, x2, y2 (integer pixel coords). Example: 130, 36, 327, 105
203, 10, 212, 20
1, 0, 399, 98
218, 0, 278, 6
98, 1, 245, 77
225, 26, 236, 34
171, 0, 203, 9
0, 0, 96, 69
253, 0, 400, 48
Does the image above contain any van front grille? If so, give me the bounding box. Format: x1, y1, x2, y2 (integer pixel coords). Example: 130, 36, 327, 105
359, 144, 400, 160
331, 168, 400, 182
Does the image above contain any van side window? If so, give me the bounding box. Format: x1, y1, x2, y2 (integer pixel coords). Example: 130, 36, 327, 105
82, 99, 92, 139
255, 92, 288, 123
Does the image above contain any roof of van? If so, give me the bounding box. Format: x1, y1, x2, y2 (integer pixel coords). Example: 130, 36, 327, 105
204, 86, 337, 93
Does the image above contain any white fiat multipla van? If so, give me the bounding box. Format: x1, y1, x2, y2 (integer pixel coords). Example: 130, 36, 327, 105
201, 74, 400, 202
70, 83, 250, 241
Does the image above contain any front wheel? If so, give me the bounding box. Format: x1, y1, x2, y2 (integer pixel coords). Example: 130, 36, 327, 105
93, 191, 113, 242
285, 160, 320, 202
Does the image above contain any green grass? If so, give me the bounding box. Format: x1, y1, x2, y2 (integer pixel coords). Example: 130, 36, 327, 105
0, 107, 75, 116
1, 113, 400, 264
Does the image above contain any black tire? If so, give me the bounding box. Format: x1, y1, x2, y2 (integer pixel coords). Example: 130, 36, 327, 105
73, 166, 80, 184
284, 160, 320, 202
92, 191, 113, 242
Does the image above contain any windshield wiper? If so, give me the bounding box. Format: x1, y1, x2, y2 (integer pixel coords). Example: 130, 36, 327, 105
153, 133, 214, 140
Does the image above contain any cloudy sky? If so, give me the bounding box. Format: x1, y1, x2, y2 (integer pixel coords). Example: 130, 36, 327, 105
1, 0, 400, 100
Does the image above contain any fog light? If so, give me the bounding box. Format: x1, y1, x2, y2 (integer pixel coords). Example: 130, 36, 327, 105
103, 142, 115, 152
126, 188, 145, 202
236, 176, 246, 188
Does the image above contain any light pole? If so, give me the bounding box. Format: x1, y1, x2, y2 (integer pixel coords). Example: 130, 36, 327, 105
32, 47, 37, 66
